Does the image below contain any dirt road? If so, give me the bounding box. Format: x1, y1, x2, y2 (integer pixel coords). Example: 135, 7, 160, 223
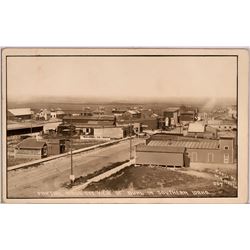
7, 138, 143, 198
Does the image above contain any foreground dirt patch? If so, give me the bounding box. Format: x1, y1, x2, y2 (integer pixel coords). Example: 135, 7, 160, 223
84, 165, 237, 198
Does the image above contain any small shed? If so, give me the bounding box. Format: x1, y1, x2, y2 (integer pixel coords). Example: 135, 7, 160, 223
44, 139, 67, 155
14, 138, 48, 159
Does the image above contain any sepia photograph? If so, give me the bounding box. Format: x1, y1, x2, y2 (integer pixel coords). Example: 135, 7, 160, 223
1, 48, 249, 203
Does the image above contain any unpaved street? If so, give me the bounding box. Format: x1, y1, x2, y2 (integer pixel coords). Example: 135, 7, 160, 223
7, 138, 143, 198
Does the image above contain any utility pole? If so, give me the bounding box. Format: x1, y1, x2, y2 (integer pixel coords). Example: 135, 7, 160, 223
69, 116, 75, 183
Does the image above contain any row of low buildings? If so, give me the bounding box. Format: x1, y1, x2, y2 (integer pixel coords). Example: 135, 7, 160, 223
135, 133, 235, 167
7, 108, 66, 121
7, 105, 237, 140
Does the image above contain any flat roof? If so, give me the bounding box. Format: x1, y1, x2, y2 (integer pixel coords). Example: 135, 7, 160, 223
63, 115, 115, 121
136, 144, 185, 153
72, 124, 117, 128
188, 122, 205, 133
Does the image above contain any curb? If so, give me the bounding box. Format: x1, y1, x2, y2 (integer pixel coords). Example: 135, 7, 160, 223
71, 159, 135, 191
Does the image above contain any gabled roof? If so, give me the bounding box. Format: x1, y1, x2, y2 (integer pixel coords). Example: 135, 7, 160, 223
16, 138, 47, 149
8, 108, 32, 116
188, 122, 205, 133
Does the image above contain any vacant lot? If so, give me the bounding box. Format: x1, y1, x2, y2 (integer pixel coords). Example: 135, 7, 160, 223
84, 165, 237, 198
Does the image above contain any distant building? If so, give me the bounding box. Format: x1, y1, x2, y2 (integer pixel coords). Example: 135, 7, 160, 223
187, 122, 205, 137
112, 109, 127, 117
179, 111, 196, 123
62, 115, 132, 139
163, 107, 180, 127
50, 108, 65, 119
14, 138, 48, 159
93, 107, 105, 116
123, 110, 141, 119
63, 115, 116, 127
8, 108, 32, 120
50, 111, 57, 119
81, 107, 93, 117
93, 126, 131, 139
43, 121, 62, 134
117, 117, 159, 131
7, 123, 44, 137
37, 109, 51, 121
207, 119, 236, 131
57, 123, 76, 136
93, 110, 105, 116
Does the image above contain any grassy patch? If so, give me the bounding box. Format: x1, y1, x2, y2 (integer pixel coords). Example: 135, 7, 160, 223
63, 160, 129, 189
84, 165, 237, 197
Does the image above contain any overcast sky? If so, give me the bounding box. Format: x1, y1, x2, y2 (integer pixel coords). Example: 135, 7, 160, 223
7, 56, 237, 101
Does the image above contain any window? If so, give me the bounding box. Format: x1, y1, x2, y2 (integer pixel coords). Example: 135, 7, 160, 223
208, 153, 214, 163
224, 146, 229, 150
224, 153, 229, 164
191, 152, 198, 162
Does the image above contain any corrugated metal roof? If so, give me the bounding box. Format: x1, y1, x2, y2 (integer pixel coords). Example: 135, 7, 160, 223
8, 108, 32, 116
16, 138, 46, 149
148, 140, 219, 149
136, 144, 185, 153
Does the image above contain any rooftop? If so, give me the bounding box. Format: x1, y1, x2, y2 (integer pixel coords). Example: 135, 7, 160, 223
164, 107, 179, 112
8, 108, 32, 116
7, 123, 44, 131
136, 144, 186, 153
188, 122, 205, 133
148, 139, 219, 149
180, 111, 195, 115
63, 115, 115, 121
16, 138, 47, 149
127, 110, 141, 115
